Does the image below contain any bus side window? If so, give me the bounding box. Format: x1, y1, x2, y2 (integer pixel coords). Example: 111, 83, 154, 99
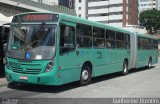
76, 24, 92, 48
106, 30, 115, 49
93, 27, 105, 48
60, 24, 75, 54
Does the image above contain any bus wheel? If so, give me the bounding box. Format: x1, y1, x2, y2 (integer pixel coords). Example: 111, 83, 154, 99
80, 64, 91, 86
148, 58, 152, 69
122, 61, 128, 75
7, 82, 18, 88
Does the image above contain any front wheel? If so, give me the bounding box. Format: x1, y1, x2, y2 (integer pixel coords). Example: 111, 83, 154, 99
121, 61, 128, 75
80, 64, 91, 86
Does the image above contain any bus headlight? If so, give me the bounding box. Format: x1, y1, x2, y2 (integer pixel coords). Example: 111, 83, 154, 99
45, 61, 54, 72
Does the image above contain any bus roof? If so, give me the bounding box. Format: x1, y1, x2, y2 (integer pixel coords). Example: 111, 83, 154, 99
59, 13, 132, 34
136, 33, 158, 40
13, 12, 131, 34
13, 12, 158, 40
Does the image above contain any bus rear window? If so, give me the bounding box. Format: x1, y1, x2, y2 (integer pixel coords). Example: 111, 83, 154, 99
12, 13, 59, 23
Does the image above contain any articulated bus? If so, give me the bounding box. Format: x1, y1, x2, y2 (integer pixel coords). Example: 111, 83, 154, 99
5, 12, 158, 86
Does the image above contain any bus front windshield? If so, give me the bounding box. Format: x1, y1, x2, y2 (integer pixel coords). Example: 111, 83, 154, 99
7, 24, 56, 60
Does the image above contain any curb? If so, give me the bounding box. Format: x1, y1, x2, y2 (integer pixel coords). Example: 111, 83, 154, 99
0, 78, 8, 87
0, 83, 8, 87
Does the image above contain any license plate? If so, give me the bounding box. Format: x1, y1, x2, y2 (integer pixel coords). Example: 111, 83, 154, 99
20, 76, 28, 80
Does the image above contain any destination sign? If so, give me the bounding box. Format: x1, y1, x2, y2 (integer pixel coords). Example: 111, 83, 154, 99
12, 13, 59, 23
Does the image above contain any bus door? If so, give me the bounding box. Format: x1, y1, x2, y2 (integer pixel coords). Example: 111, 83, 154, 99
92, 27, 106, 76
136, 36, 145, 67
58, 21, 81, 83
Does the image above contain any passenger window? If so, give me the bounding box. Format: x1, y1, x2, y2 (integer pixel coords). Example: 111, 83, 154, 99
124, 34, 130, 49
116, 32, 130, 49
93, 27, 105, 48
76, 24, 92, 48
60, 24, 75, 54
116, 32, 125, 49
140, 38, 145, 50
154, 40, 158, 50
145, 38, 150, 49
106, 30, 115, 49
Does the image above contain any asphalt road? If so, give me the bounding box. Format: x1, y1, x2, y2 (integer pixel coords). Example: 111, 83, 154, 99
0, 60, 160, 99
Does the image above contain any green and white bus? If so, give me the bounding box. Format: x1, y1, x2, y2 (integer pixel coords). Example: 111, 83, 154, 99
5, 12, 158, 86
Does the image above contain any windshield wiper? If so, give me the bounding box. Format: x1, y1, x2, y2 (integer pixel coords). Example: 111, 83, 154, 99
21, 40, 39, 51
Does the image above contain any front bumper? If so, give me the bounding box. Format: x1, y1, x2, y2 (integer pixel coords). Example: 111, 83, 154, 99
5, 67, 60, 86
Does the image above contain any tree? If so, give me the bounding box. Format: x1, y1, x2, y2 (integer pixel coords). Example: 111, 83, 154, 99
140, 9, 160, 34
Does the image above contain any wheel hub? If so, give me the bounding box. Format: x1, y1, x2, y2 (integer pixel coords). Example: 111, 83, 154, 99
82, 70, 89, 80
149, 61, 151, 68
124, 64, 127, 73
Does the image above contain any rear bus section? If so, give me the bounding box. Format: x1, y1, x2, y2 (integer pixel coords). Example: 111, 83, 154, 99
136, 34, 158, 68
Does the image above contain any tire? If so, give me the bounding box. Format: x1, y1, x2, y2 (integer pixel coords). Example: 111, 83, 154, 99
7, 82, 18, 88
147, 58, 152, 69
80, 64, 91, 86
121, 61, 128, 75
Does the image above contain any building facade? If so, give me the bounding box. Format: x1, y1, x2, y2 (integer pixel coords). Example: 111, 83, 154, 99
0, 0, 76, 25
0, 0, 75, 16
32, 0, 75, 9
59, 0, 75, 9
32, 0, 58, 6
75, 0, 88, 18
138, 0, 156, 13
156, 0, 160, 10
128, 0, 139, 26
75, 0, 138, 27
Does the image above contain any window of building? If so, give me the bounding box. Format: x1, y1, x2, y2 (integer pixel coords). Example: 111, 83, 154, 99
38, 0, 43, 3
79, 7, 81, 10
69, 0, 73, 8
79, 0, 81, 3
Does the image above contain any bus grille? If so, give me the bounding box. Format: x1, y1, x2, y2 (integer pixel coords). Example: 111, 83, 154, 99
12, 67, 42, 74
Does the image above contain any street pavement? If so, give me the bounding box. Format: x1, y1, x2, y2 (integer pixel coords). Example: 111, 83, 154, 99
0, 59, 160, 98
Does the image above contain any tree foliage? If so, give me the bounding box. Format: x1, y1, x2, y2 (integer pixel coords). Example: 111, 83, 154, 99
140, 9, 160, 34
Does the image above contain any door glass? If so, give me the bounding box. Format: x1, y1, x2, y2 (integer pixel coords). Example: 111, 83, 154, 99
60, 24, 75, 54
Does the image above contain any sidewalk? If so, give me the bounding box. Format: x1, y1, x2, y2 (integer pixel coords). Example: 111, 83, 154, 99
0, 77, 8, 87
